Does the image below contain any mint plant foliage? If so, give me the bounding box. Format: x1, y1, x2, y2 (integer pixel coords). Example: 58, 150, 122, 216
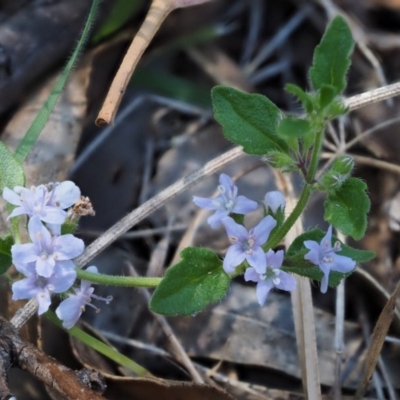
309, 15, 354, 95
324, 177, 370, 240
211, 86, 288, 155
150, 247, 230, 316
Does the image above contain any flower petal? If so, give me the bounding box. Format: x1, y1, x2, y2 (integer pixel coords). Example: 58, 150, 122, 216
251, 216, 277, 245
264, 191, 285, 213
331, 254, 356, 273
52, 181, 80, 208
256, 280, 274, 306
218, 173, 234, 190
192, 196, 218, 210
2, 187, 22, 206
304, 243, 320, 266
266, 249, 284, 269
275, 271, 297, 291
36, 288, 52, 315
222, 217, 248, 243
53, 234, 84, 260
7, 207, 27, 219
246, 247, 266, 273
207, 209, 229, 229
28, 216, 52, 248
50, 266, 77, 293
12, 244, 38, 267
319, 264, 330, 293
232, 195, 258, 214
244, 267, 260, 282
223, 244, 246, 274
40, 207, 67, 224
56, 296, 84, 329
36, 257, 56, 278
12, 277, 38, 300
320, 225, 333, 248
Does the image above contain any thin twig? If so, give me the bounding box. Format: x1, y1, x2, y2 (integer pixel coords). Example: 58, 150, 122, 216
274, 171, 321, 399
319, 115, 400, 176
96, 0, 212, 126
333, 232, 346, 400
322, 153, 400, 175
126, 261, 204, 384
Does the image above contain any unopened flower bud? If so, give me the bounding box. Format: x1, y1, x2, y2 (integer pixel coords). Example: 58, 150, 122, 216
264, 191, 286, 214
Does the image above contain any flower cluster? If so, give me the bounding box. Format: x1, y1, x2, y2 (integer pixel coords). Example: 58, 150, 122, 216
193, 174, 296, 305
194, 173, 356, 302
4, 182, 111, 328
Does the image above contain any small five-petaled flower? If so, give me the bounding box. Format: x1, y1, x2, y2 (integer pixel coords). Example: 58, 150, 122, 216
193, 173, 258, 228
244, 249, 296, 305
304, 226, 355, 293
221, 216, 277, 274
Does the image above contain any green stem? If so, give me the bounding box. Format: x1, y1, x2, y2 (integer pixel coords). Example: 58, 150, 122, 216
76, 269, 162, 288
266, 184, 312, 249
305, 127, 324, 183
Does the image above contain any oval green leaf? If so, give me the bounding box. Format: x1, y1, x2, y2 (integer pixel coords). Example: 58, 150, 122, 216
150, 247, 230, 316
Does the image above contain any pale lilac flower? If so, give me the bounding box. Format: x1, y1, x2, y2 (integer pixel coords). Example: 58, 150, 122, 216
264, 191, 286, 214
12, 262, 76, 315
193, 173, 258, 229
46, 181, 80, 209
3, 181, 80, 224
244, 249, 296, 305
11, 215, 84, 278
304, 226, 355, 293
56, 266, 113, 329
222, 216, 277, 274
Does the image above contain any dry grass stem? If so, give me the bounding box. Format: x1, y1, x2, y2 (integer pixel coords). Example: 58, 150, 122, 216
96, 0, 212, 126
354, 280, 400, 399
275, 171, 321, 398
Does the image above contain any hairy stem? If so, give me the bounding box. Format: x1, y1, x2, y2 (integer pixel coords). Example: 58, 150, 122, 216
266, 183, 312, 249
76, 269, 162, 288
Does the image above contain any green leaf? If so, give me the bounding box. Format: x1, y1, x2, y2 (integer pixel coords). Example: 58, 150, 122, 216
150, 247, 230, 316
321, 155, 355, 193
319, 84, 337, 109
0, 235, 13, 274
285, 83, 314, 113
324, 98, 348, 119
287, 228, 375, 262
309, 16, 354, 95
0, 142, 25, 193
13, 0, 100, 164
212, 86, 288, 155
331, 155, 354, 175
324, 177, 370, 240
277, 117, 312, 139
265, 150, 296, 170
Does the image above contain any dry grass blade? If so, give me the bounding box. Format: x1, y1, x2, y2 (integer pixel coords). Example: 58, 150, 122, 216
354, 280, 400, 399
277, 171, 321, 399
